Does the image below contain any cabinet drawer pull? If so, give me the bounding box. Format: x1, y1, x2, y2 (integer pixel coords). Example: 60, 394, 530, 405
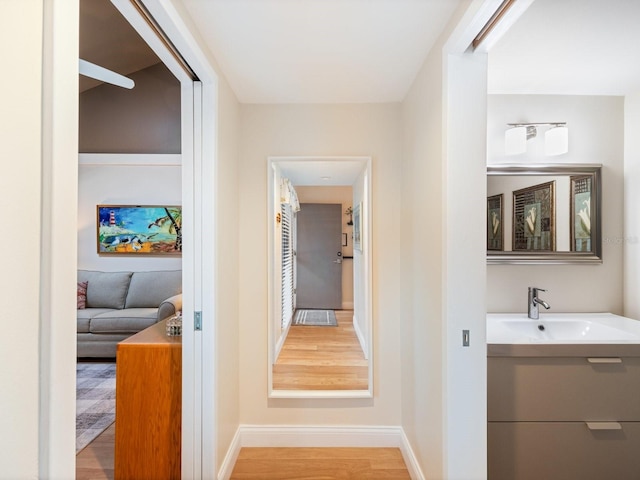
587, 357, 622, 364
586, 422, 622, 431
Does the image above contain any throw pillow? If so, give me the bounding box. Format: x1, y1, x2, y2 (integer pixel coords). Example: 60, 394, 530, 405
77, 281, 88, 310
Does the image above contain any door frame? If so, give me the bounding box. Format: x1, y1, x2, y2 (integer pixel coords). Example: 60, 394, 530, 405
267, 156, 373, 399
295, 202, 343, 310
43, 0, 219, 477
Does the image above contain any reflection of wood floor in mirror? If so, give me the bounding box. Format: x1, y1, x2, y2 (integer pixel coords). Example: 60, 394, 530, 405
230, 447, 410, 479
273, 310, 368, 390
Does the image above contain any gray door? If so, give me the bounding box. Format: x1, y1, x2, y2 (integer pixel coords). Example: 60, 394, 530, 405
296, 203, 342, 309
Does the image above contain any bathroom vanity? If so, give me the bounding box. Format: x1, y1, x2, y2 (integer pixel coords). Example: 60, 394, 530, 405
487, 313, 640, 480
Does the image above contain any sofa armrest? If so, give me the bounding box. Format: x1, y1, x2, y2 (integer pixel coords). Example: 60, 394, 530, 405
157, 294, 183, 322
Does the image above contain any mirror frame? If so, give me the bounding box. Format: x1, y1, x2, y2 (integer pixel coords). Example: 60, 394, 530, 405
266, 156, 373, 399
487, 163, 602, 265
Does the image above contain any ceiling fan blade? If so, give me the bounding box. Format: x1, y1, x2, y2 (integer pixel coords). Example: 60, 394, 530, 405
79, 59, 135, 89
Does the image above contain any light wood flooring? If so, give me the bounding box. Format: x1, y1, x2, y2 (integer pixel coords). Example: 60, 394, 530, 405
273, 310, 368, 390
230, 447, 411, 479
78, 436, 411, 480
77, 311, 371, 478
76, 422, 115, 480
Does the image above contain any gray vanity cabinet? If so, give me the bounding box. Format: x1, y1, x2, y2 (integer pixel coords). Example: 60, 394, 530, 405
488, 346, 640, 480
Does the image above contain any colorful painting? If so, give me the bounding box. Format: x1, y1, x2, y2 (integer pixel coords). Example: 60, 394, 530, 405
97, 205, 182, 255
487, 194, 503, 251
571, 175, 592, 252
512, 181, 555, 251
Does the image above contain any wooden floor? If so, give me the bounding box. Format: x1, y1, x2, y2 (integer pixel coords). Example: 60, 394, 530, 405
77, 436, 410, 480
77, 311, 370, 477
76, 422, 115, 480
230, 447, 411, 479
273, 310, 368, 390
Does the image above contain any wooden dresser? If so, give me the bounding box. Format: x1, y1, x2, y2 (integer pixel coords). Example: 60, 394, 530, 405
115, 318, 181, 480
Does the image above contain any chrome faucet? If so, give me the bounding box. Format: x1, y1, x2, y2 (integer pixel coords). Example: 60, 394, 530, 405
528, 287, 550, 319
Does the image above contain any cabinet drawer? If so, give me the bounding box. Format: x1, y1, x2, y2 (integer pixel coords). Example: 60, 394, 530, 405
489, 421, 640, 480
488, 356, 640, 421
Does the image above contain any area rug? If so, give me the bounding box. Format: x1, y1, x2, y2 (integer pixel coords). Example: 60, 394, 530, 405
292, 309, 338, 326
76, 362, 116, 453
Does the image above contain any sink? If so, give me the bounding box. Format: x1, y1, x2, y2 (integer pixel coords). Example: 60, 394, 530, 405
487, 313, 640, 344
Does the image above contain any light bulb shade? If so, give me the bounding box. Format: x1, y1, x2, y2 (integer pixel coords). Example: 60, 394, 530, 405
505, 126, 527, 155
545, 125, 569, 156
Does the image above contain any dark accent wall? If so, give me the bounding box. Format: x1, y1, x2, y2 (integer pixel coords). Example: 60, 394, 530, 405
79, 62, 181, 153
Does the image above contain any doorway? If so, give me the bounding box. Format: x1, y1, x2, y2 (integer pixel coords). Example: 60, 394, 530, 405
296, 203, 343, 310
45, 0, 218, 477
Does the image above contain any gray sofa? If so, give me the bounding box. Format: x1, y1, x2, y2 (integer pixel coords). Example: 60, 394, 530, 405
77, 270, 182, 357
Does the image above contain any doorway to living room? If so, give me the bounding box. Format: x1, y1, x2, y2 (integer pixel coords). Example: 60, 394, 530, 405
74, 0, 217, 477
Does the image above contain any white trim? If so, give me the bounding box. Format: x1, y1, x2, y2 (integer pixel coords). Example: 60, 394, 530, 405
268, 389, 372, 400
78, 153, 181, 166
218, 425, 424, 480
273, 320, 291, 362
398, 429, 427, 480
217, 428, 242, 480
41, 0, 79, 477
107, 2, 220, 478
352, 314, 367, 360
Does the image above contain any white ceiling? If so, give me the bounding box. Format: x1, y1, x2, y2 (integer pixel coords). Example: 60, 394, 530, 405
278, 159, 366, 186
179, 0, 460, 103
82, 0, 640, 101
488, 0, 640, 96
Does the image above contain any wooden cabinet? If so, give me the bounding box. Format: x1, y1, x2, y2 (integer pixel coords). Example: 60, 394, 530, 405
115, 319, 181, 480
488, 346, 640, 480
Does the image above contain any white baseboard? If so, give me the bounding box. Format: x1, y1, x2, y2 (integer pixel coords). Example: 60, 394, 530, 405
217, 428, 242, 480
352, 315, 367, 360
217, 425, 424, 480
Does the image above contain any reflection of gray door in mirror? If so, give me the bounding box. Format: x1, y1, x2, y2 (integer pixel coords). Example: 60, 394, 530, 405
296, 203, 342, 309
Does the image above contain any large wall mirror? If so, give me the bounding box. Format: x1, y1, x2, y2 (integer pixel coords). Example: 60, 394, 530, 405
487, 164, 602, 264
267, 156, 373, 398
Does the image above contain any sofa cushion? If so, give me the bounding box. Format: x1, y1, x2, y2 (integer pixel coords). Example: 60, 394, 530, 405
125, 270, 182, 308
77, 308, 116, 333
89, 308, 158, 334
78, 270, 133, 309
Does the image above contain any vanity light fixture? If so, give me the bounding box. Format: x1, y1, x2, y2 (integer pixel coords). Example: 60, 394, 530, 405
545, 124, 569, 156
505, 122, 568, 156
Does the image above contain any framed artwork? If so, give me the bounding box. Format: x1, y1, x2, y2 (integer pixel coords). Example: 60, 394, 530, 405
512, 181, 555, 251
342, 233, 348, 247
570, 175, 592, 252
97, 205, 182, 255
487, 194, 503, 251
353, 203, 362, 252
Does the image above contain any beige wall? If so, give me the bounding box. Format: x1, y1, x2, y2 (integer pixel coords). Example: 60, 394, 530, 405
487, 95, 624, 314
213, 75, 241, 471
400, 24, 447, 480
0, 1, 45, 476
238, 103, 402, 424
295, 186, 354, 308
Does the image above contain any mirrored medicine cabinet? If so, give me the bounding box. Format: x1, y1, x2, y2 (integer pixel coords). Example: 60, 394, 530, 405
487, 164, 602, 265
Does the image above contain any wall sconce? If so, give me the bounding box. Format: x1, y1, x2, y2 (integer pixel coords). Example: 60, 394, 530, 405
505, 122, 568, 156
